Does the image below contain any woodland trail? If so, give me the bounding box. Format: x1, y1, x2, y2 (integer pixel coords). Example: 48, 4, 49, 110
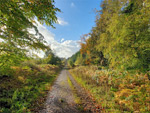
39, 69, 81, 113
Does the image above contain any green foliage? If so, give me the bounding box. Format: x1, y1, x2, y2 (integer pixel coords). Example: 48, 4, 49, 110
75, 0, 150, 71
96, 0, 150, 70
79, 33, 107, 66
0, 61, 61, 112
46, 54, 62, 65
0, 42, 28, 77
0, 0, 60, 50
67, 51, 79, 67
68, 51, 80, 64
0, 0, 60, 76
68, 51, 91, 67
68, 59, 74, 68
74, 54, 85, 66
43, 48, 62, 65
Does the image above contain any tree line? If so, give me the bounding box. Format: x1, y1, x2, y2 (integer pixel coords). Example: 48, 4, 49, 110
68, 0, 150, 72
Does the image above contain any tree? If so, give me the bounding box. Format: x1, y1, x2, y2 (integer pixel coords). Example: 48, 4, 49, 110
0, 0, 60, 76
0, 0, 60, 50
79, 0, 150, 71
68, 59, 74, 68
95, 0, 150, 70
44, 48, 62, 65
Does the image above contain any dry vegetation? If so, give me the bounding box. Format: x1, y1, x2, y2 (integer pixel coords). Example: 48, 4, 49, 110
70, 66, 150, 112
0, 61, 61, 113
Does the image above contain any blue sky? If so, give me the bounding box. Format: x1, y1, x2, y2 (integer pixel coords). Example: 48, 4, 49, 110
50, 0, 102, 41
36, 0, 102, 58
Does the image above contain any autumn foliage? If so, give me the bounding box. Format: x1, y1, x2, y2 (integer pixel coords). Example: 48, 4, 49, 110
69, 0, 150, 71
70, 66, 150, 112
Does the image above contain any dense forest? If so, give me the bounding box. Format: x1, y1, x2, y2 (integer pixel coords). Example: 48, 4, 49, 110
69, 0, 150, 71
68, 0, 150, 112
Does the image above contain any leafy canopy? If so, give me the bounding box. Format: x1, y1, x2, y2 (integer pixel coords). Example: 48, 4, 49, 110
0, 0, 60, 50
0, 0, 60, 76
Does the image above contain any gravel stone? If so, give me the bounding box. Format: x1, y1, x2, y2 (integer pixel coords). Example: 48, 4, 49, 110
39, 69, 81, 113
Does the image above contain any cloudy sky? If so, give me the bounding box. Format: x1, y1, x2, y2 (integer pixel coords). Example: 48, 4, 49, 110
35, 0, 102, 58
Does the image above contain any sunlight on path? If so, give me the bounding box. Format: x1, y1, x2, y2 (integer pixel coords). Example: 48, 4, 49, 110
39, 69, 80, 113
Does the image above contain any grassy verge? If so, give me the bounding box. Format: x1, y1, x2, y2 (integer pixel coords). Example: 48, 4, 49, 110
67, 76, 81, 104
70, 66, 150, 113
0, 61, 61, 113
67, 76, 84, 111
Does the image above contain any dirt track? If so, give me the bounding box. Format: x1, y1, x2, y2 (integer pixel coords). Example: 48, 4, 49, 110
39, 69, 81, 113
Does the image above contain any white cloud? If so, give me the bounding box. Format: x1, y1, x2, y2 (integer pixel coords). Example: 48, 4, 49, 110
61, 38, 65, 42
51, 40, 80, 58
57, 17, 68, 26
71, 2, 75, 8
30, 20, 80, 58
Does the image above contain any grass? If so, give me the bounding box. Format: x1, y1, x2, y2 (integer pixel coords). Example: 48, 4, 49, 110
67, 76, 81, 104
69, 66, 150, 113
67, 76, 85, 111
0, 61, 61, 113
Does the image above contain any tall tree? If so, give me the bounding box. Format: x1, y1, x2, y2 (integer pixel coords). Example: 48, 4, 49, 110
0, 0, 60, 51
95, 0, 150, 70
0, 0, 60, 75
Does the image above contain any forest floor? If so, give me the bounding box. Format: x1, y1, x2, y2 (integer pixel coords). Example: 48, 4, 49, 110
39, 68, 99, 113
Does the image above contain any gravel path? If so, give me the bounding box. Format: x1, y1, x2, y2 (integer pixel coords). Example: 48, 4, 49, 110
39, 69, 81, 113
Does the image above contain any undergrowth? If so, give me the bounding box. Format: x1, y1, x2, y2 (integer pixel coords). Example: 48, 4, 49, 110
0, 61, 61, 113
70, 66, 150, 113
